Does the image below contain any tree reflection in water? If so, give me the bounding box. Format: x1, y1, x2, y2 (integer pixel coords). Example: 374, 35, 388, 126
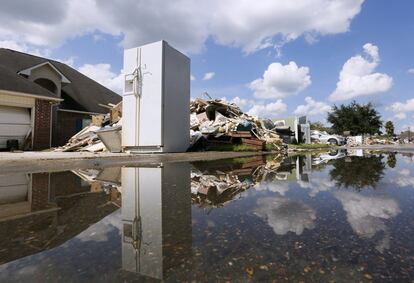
329, 155, 385, 189
387, 152, 397, 168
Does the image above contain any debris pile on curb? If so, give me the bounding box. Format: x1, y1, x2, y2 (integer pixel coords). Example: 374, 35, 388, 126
346, 136, 363, 147
55, 94, 285, 153
189, 96, 284, 151
364, 136, 398, 145
346, 135, 399, 147
54, 102, 122, 152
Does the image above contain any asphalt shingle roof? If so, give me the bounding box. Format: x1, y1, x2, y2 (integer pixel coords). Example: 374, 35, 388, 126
0, 48, 121, 113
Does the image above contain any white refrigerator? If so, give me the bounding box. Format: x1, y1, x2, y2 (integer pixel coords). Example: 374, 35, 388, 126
121, 163, 191, 279
122, 40, 190, 153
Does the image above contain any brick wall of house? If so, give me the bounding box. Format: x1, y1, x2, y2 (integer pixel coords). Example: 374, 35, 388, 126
33, 99, 51, 150
49, 171, 90, 199
53, 111, 90, 146
31, 173, 50, 211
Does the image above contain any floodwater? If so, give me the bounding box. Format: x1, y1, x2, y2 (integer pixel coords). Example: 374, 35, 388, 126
0, 150, 414, 282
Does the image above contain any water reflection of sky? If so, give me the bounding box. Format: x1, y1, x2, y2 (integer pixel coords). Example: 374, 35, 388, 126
1, 151, 414, 282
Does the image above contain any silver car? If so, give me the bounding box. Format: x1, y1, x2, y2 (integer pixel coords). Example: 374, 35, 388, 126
311, 131, 345, 145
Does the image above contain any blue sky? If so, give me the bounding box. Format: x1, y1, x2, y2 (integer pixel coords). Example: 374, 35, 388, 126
0, 0, 413, 132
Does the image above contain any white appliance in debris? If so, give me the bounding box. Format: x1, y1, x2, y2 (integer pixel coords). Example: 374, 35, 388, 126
122, 40, 190, 153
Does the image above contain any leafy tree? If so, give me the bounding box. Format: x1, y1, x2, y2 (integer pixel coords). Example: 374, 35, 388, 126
387, 153, 397, 168
330, 155, 385, 190
327, 101, 382, 135
385, 121, 395, 136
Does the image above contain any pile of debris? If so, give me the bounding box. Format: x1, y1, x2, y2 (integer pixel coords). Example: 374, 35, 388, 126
346, 135, 399, 147
191, 170, 252, 208
190, 96, 284, 151
364, 135, 398, 146
56, 94, 285, 153
54, 102, 122, 152
191, 155, 284, 208
72, 167, 121, 207
346, 136, 363, 147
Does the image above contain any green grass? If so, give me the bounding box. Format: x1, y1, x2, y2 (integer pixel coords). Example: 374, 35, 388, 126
289, 143, 333, 149
231, 156, 261, 163
207, 142, 332, 152
207, 143, 258, 152
264, 143, 284, 151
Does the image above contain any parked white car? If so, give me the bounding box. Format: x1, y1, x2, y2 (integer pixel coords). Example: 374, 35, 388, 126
313, 150, 347, 165
311, 130, 345, 145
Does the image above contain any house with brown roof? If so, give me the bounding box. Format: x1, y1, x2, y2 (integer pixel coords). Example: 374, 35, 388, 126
0, 49, 121, 150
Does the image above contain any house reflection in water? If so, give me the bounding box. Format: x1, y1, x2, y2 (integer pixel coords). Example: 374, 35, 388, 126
121, 163, 192, 280
0, 171, 119, 265
0, 173, 56, 220
0, 172, 58, 265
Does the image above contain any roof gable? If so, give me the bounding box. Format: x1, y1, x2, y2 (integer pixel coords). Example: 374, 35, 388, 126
18, 61, 71, 83
0, 65, 58, 99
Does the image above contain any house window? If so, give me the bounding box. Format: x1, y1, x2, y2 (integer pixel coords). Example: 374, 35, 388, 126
82, 118, 91, 129
76, 118, 91, 132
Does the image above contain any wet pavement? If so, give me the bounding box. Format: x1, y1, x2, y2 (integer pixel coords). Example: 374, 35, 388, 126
0, 150, 414, 282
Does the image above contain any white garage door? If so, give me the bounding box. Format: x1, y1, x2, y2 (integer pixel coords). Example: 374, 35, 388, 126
0, 173, 30, 204
0, 105, 31, 149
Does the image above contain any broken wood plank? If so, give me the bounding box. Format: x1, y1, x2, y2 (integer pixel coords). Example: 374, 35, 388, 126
110, 101, 122, 123
62, 137, 93, 152
81, 141, 106, 152
241, 138, 264, 146
229, 131, 252, 138
241, 157, 265, 168
92, 115, 105, 126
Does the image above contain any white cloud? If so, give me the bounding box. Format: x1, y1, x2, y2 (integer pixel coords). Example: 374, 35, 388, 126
298, 176, 335, 197
78, 63, 123, 94
394, 169, 414, 187
387, 98, 414, 122
334, 191, 400, 252
229, 96, 252, 108
0, 39, 48, 57
0, 0, 364, 54
209, 0, 364, 53
329, 43, 393, 101
249, 62, 311, 99
294, 96, 331, 116
92, 34, 105, 42
190, 75, 196, 81
255, 196, 316, 236
202, 72, 215, 81
254, 182, 291, 196
394, 113, 407, 120
408, 68, 414, 75
0, 39, 75, 67
400, 169, 410, 176
0, 40, 29, 52
220, 96, 254, 110
334, 192, 401, 226
247, 99, 287, 118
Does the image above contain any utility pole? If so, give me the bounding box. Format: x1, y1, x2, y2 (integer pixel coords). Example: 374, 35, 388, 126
409, 126, 411, 142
